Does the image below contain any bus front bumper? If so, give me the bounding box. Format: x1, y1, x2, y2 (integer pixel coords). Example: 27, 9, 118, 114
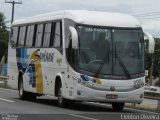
74, 84, 144, 104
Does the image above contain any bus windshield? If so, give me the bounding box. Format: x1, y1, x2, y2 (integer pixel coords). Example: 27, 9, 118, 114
77, 26, 145, 78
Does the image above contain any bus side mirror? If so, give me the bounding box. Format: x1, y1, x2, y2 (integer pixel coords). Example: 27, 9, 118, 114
144, 32, 155, 54
69, 26, 78, 49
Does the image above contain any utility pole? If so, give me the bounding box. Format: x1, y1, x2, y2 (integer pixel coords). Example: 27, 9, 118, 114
5, 0, 22, 23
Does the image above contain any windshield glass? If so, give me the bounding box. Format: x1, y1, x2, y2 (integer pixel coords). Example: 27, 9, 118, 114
77, 26, 112, 75
113, 29, 144, 75
77, 26, 144, 77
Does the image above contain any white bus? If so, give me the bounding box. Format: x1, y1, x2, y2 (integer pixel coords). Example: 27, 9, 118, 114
7, 10, 154, 111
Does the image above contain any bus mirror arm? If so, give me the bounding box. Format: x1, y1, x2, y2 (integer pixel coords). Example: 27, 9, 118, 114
144, 32, 155, 54
69, 26, 78, 49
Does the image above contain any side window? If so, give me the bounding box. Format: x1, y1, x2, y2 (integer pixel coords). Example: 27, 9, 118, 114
50, 22, 55, 47
43, 23, 52, 47
24, 26, 28, 46
53, 22, 62, 47
26, 25, 34, 47
18, 26, 26, 47
35, 24, 44, 47
64, 19, 76, 49
11, 27, 19, 47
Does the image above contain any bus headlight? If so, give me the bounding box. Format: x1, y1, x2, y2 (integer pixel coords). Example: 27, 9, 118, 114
72, 75, 101, 86
134, 79, 144, 89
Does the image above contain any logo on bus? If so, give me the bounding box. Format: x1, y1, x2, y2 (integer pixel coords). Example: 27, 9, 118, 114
40, 50, 54, 63
110, 86, 115, 91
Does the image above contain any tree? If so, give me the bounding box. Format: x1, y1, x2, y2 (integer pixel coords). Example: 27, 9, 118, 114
153, 38, 160, 86
152, 38, 160, 75
146, 38, 160, 87
0, 12, 9, 62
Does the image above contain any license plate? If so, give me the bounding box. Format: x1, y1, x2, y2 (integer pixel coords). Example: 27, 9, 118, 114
106, 94, 118, 99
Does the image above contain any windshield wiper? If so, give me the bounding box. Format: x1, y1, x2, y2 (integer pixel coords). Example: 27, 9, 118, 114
115, 54, 131, 79
94, 46, 110, 77
94, 61, 105, 77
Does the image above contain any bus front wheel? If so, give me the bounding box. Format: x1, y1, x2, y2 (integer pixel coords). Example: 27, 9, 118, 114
112, 102, 125, 111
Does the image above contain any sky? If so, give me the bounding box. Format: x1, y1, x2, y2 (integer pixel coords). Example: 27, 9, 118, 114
0, 0, 160, 37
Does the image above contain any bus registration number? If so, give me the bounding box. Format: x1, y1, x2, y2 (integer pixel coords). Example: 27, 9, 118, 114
106, 94, 118, 99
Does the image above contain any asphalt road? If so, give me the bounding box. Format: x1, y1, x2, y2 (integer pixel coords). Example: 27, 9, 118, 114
0, 88, 158, 120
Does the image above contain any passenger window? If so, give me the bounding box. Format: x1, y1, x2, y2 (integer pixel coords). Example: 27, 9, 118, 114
26, 25, 34, 47
43, 23, 52, 47
24, 26, 28, 46
11, 27, 19, 47
18, 26, 26, 47
35, 24, 44, 47
53, 22, 62, 47
49, 23, 55, 47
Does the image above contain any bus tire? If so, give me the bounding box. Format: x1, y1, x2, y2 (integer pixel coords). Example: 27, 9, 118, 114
19, 76, 37, 100
19, 78, 28, 100
58, 87, 66, 107
112, 102, 125, 111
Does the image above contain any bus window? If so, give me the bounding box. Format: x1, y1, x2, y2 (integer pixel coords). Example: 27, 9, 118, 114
53, 22, 62, 48
11, 27, 19, 47
26, 25, 34, 47
49, 22, 55, 47
43, 23, 52, 47
18, 26, 26, 47
24, 26, 28, 46
35, 24, 44, 47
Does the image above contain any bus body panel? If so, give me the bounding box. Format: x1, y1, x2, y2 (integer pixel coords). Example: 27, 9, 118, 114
8, 47, 68, 93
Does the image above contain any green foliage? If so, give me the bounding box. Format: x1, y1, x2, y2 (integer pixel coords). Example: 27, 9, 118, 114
0, 12, 6, 25
0, 12, 9, 62
146, 38, 160, 86
145, 53, 152, 70
153, 38, 160, 78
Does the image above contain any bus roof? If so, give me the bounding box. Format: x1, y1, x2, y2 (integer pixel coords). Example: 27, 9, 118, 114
12, 10, 141, 28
